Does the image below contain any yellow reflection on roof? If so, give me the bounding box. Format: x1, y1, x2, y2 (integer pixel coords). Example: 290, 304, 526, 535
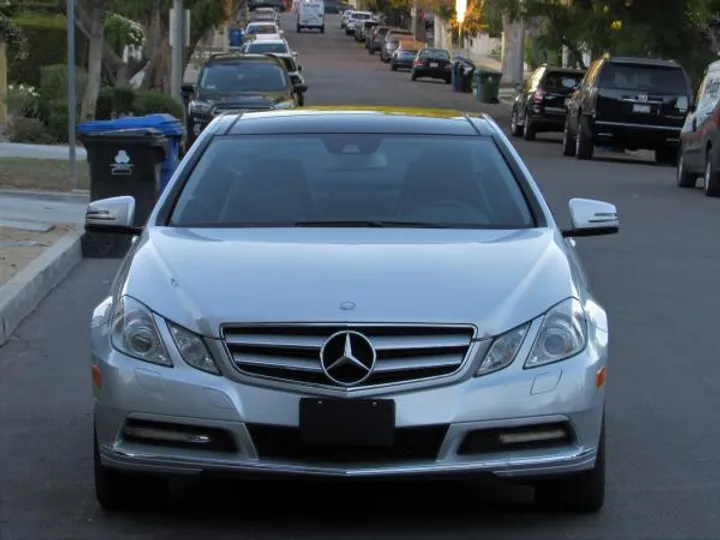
300, 106, 467, 119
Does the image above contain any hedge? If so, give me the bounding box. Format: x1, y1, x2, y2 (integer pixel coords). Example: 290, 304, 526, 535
96, 87, 185, 121
7, 12, 88, 88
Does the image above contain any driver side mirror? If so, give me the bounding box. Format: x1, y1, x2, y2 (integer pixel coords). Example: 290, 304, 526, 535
562, 198, 618, 238
181, 83, 195, 94
85, 196, 142, 236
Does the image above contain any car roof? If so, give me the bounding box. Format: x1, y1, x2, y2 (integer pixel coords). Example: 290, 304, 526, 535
602, 55, 682, 68
215, 107, 496, 136
208, 53, 282, 65
247, 21, 278, 26
248, 37, 286, 43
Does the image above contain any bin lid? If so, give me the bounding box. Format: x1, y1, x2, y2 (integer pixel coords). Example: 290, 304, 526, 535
79, 127, 168, 145
78, 113, 185, 137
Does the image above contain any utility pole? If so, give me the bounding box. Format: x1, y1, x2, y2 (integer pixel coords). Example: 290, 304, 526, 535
171, 0, 184, 101
66, 0, 77, 187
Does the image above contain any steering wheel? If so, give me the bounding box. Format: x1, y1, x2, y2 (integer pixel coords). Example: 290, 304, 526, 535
412, 200, 491, 224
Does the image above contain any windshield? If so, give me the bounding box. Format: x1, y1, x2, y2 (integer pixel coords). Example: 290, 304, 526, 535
419, 49, 450, 60
198, 63, 288, 92
599, 64, 688, 94
169, 135, 534, 229
247, 24, 277, 34
247, 42, 289, 53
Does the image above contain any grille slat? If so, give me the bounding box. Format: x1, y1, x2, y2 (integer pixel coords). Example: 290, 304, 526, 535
222, 324, 475, 388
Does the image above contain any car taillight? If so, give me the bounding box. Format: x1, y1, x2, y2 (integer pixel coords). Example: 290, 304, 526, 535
532, 89, 546, 103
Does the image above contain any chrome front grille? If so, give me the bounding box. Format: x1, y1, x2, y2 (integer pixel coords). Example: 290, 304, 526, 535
221, 324, 475, 388
212, 105, 272, 116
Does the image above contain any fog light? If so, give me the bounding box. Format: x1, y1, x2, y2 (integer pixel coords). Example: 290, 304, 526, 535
124, 426, 212, 445
498, 428, 567, 445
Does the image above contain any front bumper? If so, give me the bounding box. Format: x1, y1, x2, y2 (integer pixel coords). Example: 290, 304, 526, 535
93, 327, 607, 480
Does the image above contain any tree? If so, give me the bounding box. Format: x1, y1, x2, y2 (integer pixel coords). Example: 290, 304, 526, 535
80, 0, 109, 120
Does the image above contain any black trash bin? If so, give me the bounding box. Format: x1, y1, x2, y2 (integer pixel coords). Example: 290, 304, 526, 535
79, 127, 168, 259
460, 61, 475, 93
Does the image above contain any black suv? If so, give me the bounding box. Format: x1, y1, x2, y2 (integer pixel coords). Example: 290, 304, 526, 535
510, 65, 585, 141
562, 55, 692, 163
181, 53, 306, 151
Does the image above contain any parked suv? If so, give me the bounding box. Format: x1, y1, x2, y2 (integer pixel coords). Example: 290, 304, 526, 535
677, 59, 720, 196
510, 65, 585, 141
182, 53, 305, 151
562, 55, 692, 164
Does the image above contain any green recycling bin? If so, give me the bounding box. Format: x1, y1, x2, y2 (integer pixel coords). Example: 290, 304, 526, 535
475, 68, 502, 104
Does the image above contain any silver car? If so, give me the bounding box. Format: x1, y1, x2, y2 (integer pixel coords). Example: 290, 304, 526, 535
87, 108, 618, 513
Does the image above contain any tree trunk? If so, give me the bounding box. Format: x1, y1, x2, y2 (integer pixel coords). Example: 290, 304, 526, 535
141, 1, 172, 92
80, 0, 108, 120
500, 14, 524, 85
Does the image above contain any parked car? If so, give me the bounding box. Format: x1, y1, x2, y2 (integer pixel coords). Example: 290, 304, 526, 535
380, 28, 413, 63
562, 55, 691, 163
345, 10, 373, 35
181, 53, 305, 150
678, 59, 720, 195
510, 65, 585, 141
390, 40, 424, 71
367, 25, 391, 53
340, 9, 353, 28
86, 107, 617, 514
244, 21, 283, 40
356, 20, 378, 42
410, 47, 452, 83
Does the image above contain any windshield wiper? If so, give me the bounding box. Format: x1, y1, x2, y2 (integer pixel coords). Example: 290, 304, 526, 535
293, 220, 475, 228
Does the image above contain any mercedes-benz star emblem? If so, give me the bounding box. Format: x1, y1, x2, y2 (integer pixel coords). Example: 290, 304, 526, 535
319, 331, 377, 387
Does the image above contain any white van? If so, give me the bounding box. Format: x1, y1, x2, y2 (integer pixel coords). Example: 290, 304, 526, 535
297, 0, 325, 33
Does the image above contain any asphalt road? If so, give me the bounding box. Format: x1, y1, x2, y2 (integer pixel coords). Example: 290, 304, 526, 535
2, 13, 720, 540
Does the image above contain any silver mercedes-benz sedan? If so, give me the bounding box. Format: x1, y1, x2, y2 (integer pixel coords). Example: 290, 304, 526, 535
86, 107, 618, 513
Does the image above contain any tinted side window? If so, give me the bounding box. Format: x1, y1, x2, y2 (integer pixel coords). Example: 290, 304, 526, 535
542, 71, 584, 94
598, 64, 689, 94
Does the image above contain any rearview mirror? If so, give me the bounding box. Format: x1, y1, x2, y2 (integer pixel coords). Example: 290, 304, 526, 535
181, 83, 195, 94
562, 198, 618, 237
85, 196, 141, 235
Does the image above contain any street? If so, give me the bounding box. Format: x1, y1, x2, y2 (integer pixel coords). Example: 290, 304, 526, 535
2, 13, 720, 540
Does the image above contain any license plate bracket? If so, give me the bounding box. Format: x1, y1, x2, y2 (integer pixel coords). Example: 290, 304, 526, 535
299, 398, 396, 446
633, 103, 651, 114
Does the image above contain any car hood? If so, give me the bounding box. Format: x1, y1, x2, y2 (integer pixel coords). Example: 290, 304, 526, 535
122, 228, 579, 338
196, 91, 288, 106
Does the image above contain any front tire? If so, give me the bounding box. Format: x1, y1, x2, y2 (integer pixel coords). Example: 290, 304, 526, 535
297, 94, 305, 106
391, 62, 397, 71
94, 429, 168, 511
510, 108, 523, 137
562, 118, 576, 157
320, 25, 325, 33
676, 151, 697, 188
704, 149, 720, 197
534, 417, 605, 513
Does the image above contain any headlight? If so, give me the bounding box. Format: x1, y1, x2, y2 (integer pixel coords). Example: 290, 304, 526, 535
525, 298, 587, 369
189, 100, 213, 114
111, 296, 171, 367
476, 323, 529, 376
168, 322, 220, 375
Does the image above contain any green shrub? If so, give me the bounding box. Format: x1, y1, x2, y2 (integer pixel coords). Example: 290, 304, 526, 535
7, 117, 55, 144
7, 12, 88, 88
96, 86, 137, 119
39, 64, 87, 102
132, 90, 185, 120
46, 99, 79, 143
3, 83, 41, 119
96, 87, 115, 120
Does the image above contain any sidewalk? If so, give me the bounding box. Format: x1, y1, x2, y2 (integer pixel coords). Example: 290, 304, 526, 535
0, 142, 86, 160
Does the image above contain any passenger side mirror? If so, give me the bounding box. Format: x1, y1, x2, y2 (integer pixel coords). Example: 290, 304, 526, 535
181, 83, 195, 94
85, 196, 142, 235
562, 198, 618, 238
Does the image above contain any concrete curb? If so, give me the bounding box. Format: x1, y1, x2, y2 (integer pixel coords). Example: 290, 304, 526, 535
0, 188, 89, 204
0, 231, 83, 346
